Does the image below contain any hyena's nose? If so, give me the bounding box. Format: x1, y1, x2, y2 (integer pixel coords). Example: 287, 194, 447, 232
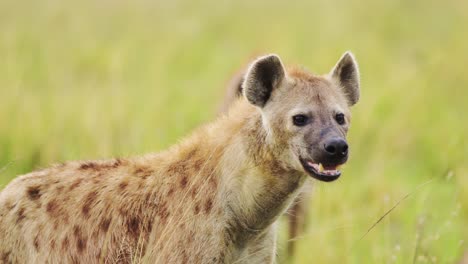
324, 138, 348, 159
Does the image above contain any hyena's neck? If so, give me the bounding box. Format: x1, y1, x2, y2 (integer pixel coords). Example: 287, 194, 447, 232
214, 100, 306, 247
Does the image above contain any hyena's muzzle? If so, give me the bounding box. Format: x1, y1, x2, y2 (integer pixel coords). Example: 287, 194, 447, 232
300, 126, 349, 182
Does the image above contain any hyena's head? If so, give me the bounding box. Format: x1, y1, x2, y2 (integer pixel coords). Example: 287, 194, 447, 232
242, 52, 360, 182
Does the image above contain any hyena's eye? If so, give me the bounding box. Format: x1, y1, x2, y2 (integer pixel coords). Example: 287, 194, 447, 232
335, 113, 345, 125
292, 114, 309, 126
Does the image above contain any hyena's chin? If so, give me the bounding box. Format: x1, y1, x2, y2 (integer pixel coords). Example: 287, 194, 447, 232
299, 157, 343, 182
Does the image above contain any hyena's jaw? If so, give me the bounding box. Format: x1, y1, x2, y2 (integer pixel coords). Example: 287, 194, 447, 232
299, 157, 343, 182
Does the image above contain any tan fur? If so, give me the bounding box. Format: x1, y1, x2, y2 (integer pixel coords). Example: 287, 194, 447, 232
0, 54, 358, 264
218, 66, 312, 257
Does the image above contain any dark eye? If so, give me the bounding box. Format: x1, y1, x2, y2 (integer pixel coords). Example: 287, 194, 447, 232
293, 115, 309, 126
335, 113, 345, 125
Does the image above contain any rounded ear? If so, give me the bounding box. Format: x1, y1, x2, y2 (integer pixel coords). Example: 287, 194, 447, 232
242, 54, 286, 108
329, 51, 360, 106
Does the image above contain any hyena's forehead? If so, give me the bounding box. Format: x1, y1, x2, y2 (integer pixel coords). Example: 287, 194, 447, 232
285, 68, 348, 109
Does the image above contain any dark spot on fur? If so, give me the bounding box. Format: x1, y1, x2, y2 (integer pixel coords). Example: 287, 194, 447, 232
145, 192, 152, 202
186, 148, 198, 159
50, 239, 56, 250
127, 217, 140, 238
134, 166, 154, 179
62, 237, 69, 250
91, 172, 105, 184
73, 225, 87, 252
27, 186, 41, 200
119, 181, 128, 190
112, 158, 123, 168
100, 218, 111, 233
190, 188, 197, 198
194, 204, 200, 214
46, 200, 59, 216
180, 176, 188, 188
193, 159, 203, 171
82, 191, 98, 217
204, 199, 213, 214
79, 159, 125, 171
77, 238, 86, 253
167, 162, 181, 174
69, 178, 83, 190
167, 187, 174, 197
16, 207, 26, 223
79, 162, 98, 170
73, 226, 81, 238
146, 219, 154, 233
117, 206, 127, 217
33, 235, 40, 251
1, 251, 11, 263
169, 149, 201, 176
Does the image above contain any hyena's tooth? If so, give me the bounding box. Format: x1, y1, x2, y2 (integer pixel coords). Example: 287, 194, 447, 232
318, 163, 324, 172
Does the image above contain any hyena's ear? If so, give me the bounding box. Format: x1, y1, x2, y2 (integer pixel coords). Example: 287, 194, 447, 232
329, 51, 360, 106
242, 54, 286, 107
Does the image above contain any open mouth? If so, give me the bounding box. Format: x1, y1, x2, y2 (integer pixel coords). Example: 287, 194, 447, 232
300, 159, 342, 182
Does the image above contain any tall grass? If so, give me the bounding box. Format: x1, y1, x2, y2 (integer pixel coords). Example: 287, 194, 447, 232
1, 0, 467, 263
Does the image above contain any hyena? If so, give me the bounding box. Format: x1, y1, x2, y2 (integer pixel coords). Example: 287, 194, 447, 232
0, 52, 360, 264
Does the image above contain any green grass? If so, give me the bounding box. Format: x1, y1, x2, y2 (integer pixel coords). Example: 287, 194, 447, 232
1, 0, 467, 263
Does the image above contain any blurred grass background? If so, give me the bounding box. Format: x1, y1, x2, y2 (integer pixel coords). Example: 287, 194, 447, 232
0, 0, 467, 263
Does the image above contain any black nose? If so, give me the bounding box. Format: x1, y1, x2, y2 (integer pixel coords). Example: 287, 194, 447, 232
324, 138, 348, 159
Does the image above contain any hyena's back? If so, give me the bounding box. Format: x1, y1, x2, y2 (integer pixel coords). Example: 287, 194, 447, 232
0, 153, 225, 263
